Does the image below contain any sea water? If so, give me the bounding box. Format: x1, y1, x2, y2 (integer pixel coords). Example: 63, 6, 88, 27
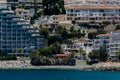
0, 69, 120, 80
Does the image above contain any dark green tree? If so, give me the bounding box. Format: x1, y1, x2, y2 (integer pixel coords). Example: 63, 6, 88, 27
42, 0, 65, 15
115, 25, 120, 30
40, 29, 48, 38
50, 42, 61, 54
47, 35, 62, 46
88, 29, 106, 39
88, 50, 100, 61
116, 50, 120, 61
69, 26, 74, 33
63, 40, 73, 44
88, 32, 97, 39
61, 28, 69, 39
30, 50, 39, 59
40, 48, 52, 57
99, 45, 108, 62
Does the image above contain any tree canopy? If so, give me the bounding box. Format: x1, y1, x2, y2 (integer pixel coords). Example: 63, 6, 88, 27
99, 45, 108, 61
115, 25, 120, 30
47, 35, 62, 46
88, 45, 108, 62
42, 0, 65, 15
88, 29, 107, 39
88, 50, 100, 60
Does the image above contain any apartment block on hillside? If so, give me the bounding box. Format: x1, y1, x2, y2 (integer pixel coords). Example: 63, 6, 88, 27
65, 0, 120, 22
94, 31, 120, 59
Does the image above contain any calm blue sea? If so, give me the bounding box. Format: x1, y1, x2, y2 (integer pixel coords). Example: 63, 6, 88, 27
0, 69, 120, 80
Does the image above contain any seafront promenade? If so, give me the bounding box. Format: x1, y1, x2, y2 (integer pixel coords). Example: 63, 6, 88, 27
0, 60, 31, 69
1, 60, 120, 71
0, 60, 90, 69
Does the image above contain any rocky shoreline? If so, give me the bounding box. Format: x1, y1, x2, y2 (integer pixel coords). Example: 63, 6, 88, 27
0, 60, 120, 71
86, 62, 120, 71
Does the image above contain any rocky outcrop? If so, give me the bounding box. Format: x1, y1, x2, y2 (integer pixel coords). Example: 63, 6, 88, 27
86, 62, 120, 71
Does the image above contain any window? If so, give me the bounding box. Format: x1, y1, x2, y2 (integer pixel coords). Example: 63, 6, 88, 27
19, 12, 21, 14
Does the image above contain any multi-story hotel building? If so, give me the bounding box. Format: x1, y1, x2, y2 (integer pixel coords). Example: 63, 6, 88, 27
94, 31, 120, 59
109, 30, 120, 58
18, 0, 42, 8
94, 34, 110, 50
0, 1, 45, 53
65, 0, 120, 22
7, 0, 42, 8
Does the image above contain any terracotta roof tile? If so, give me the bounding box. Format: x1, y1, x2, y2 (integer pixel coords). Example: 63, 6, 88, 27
54, 54, 69, 57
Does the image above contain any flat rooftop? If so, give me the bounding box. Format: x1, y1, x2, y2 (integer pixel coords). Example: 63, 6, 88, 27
65, 5, 120, 9
0, 0, 7, 3
97, 34, 110, 37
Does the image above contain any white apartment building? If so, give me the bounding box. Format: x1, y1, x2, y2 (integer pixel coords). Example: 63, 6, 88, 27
64, 0, 120, 5
109, 31, 120, 57
18, 0, 42, 8
7, 0, 42, 8
65, 0, 120, 22
61, 44, 80, 54
94, 34, 110, 50
61, 40, 94, 54
94, 31, 120, 59
74, 40, 94, 54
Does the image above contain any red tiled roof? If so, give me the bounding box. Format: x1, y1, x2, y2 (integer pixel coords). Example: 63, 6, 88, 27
54, 54, 69, 57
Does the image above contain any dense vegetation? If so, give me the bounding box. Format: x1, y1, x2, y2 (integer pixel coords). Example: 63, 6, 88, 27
88, 29, 107, 39
39, 26, 85, 46
79, 21, 109, 39
30, 43, 61, 58
50, 26, 85, 45
30, 44, 76, 66
115, 25, 120, 30
31, 0, 66, 24
42, 0, 65, 15
29, 24, 87, 66
31, 57, 75, 66
87, 45, 108, 64
0, 50, 17, 60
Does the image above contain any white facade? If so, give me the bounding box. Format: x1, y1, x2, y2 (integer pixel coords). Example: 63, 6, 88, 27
94, 34, 110, 50
74, 40, 94, 54
109, 31, 120, 57
61, 40, 94, 55
65, 0, 120, 22
94, 31, 120, 58
18, 0, 42, 8
64, 0, 120, 5
61, 44, 80, 54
